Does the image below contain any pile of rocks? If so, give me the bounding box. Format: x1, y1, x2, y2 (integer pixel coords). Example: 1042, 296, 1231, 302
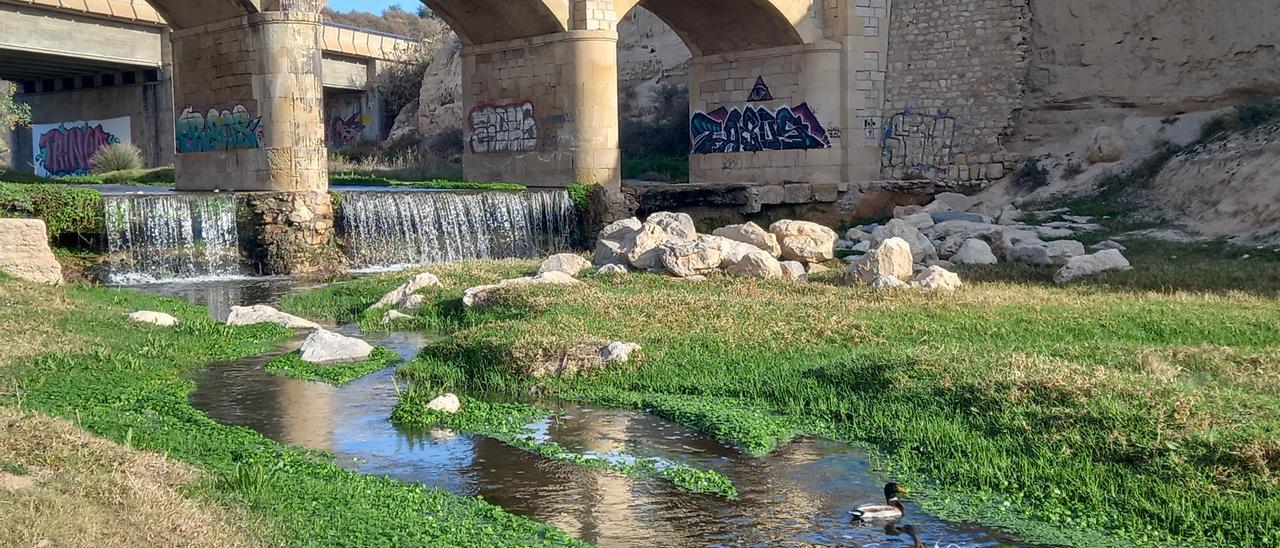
592, 212, 836, 281
369, 272, 442, 323
839, 194, 1132, 284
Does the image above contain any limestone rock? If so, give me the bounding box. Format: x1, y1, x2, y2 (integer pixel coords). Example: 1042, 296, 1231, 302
628, 212, 697, 270
807, 263, 832, 275
227, 305, 321, 330
779, 261, 807, 281
932, 211, 992, 224
997, 205, 1023, 225
1009, 240, 1086, 266
0, 219, 63, 285
381, 310, 414, 324
601, 341, 642, 363
1092, 240, 1128, 252
871, 219, 938, 263
933, 192, 980, 212
299, 329, 374, 364
726, 250, 783, 279
596, 263, 629, 276
1036, 226, 1076, 240
844, 237, 914, 285
1087, 127, 1126, 164
912, 266, 963, 291
902, 212, 935, 230
127, 311, 179, 327
951, 239, 999, 265
539, 254, 593, 277
712, 222, 782, 257
769, 220, 838, 263
372, 272, 441, 310
925, 221, 1007, 260
401, 294, 426, 312
1001, 227, 1042, 251
594, 217, 642, 266
462, 271, 583, 307
427, 393, 461, 414
844, 228, 869, 242
599, 217, 643, 241
871, 275, 909, 290
1054, 250, 1133, 284
659, 239, 724, 278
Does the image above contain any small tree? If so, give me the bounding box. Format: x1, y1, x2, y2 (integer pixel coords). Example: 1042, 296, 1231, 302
0, 81, 32, 161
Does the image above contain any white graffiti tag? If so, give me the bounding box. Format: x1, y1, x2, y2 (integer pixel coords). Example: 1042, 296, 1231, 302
468, 101, 538, 154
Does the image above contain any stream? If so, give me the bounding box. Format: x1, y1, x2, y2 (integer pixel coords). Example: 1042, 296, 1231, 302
128, 279, 1032, 547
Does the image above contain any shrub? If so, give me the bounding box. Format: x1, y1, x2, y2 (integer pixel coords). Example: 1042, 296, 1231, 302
566, 182, 595, 212
0, 182, 103, 237
89, 143, 142, 174
1013, 157, 1050, 190
1061, 161, 1085, 181
1199, 96, 1280, 142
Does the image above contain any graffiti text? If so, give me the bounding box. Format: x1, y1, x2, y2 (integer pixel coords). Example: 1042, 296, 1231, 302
36, 122, 123, 177
328, 112, 366, 149
469, 101, 538, 154
176, 104, 263, 153
881, 108, 957, 170
689, 103, 831, 154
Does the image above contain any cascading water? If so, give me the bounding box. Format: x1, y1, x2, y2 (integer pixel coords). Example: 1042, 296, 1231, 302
336, 190, 581, 270
103, 194, 248, 283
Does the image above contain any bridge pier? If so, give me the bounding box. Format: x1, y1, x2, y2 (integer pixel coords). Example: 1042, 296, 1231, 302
171, 8, 327, 192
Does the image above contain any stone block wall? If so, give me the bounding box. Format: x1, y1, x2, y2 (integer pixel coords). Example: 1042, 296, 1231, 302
881, 0, 1029, 183
240, 191, 345, 276
14, 81, 175, 170
687, 44, 846, 184
461, 30, 619, 187
172, 11, 326, 192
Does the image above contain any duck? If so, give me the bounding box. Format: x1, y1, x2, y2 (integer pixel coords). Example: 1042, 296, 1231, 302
892, 523, 925, 548
850, 482, 909, 520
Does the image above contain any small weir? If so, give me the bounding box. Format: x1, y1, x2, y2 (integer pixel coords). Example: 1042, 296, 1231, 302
335, 190, 580, 271
102, 193, 247, 283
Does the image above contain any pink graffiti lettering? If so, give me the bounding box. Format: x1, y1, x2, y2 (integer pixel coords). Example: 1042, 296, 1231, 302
328, 113, 366, 149
37, 123, 119, 177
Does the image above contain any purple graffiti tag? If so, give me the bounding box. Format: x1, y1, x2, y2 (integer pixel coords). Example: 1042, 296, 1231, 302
689, 103, 831, 154
37, 123, 120, 177
328, 113, 366, 149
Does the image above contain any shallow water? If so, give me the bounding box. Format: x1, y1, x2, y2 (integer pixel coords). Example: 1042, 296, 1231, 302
136, 279, 1029, 547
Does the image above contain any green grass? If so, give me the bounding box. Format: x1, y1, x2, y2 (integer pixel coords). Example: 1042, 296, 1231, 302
0, 457, 29, 476
0, 182, 103, 237
265, 346, 401, 385
391, 390, 738, 498
622, 155, 689, 182
0, 279, 581, 546
329, 173, 526, 191
1, 167, 175, 187
284, 249, 1280, 546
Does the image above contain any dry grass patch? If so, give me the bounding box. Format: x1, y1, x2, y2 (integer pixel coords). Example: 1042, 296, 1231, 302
0, 407, 262, 548
0, 279, 79, 366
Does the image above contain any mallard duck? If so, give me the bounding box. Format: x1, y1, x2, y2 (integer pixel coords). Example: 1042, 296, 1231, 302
893, 523, 924, 548
850, 482, 909, 520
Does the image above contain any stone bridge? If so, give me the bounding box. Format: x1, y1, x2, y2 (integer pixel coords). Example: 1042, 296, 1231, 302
4, 0, 901, 192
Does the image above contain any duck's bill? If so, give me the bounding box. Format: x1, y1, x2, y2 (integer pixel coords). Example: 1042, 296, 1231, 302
899, 486, 910, 494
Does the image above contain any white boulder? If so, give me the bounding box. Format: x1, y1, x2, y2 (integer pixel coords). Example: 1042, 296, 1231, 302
628, 212, 698, 270
925, 221, 1006, 260
1054, 250, 1132, 284
227, 305, 321, 330
0, 219, 63, 285
911, 266, 963, 291
1008, 240, 1086, 266
726, 250, 783, 279
593, 217, 642, 266
462, 271, 583, 307
712, 222, 782, 257
659, 238, 724, 278
427, 393, 462, 414
127, 311, 179, 327
871, 219, 938, 263
299, 329, 374, 364
901, 212, 936, 230
951, 239, 999, 265
1092, 240, 1127, 252
596, 263, 629, 276
381, 310, 414, 324
844, 237, 914, 285
601, 341, 642, 363
779, 261, 807, 281
871, 275, 909, 290
372, 272, 441, 310
769, 220, 838, 263
538, 254, 593, 277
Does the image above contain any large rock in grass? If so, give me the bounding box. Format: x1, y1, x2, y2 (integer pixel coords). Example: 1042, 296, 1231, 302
769, 220, 838, 263
538, 254, 592, 277
951, 239, 998, 265
227, 305, 320, 330
0, 219, 63, 285
911, 266, 963, 291
925, 221, 1007, 260
628, 212, 698, 270
427, 393, 461, 414
462, 271, 583, 307
372, 272, 441, 310
601, 341, 642, 363
594, 218, 642, 266
844, 237, 913, 285
299, 329, 374, 364
726, 250, 783, 279
871, 219, 938, 263
779, 261, 807, 281
1053, 250, 1132, 284
659, 238, 724, 278
712, 222, 782, 257
128, 311, 179, 327
1009, 240, 1086, 266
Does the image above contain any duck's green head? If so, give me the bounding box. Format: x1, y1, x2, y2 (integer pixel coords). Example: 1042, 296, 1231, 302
884, 482, 909, 502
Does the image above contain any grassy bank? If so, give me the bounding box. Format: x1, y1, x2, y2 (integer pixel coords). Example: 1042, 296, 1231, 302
265, 346, 401, 385
282, 244, 1280, 546
0, 277, 579, 546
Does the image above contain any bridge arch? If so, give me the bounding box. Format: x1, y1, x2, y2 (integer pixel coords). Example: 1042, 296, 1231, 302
422, 0, 568, 45
615, 0, 810, 56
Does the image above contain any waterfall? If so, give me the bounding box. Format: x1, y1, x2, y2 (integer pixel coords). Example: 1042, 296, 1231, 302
103, 194, 247, 284
336, 190, 581, 270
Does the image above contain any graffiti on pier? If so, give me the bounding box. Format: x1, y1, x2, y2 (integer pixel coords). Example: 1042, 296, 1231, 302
881, 108, 957, 170
328, 112, 367, 149
32, 117, 129, 177
689, 103, 831, 154
468, 101, 538, 154
176, 104, 263, 153
746, 77, 774, 102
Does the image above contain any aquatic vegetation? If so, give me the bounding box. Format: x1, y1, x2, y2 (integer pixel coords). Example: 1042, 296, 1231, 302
392, 391, 739, 499
0, 280, 581, 546
265, 347, 401, 385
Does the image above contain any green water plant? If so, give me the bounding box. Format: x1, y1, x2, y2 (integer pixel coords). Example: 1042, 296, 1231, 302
265, 347, 401, 385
